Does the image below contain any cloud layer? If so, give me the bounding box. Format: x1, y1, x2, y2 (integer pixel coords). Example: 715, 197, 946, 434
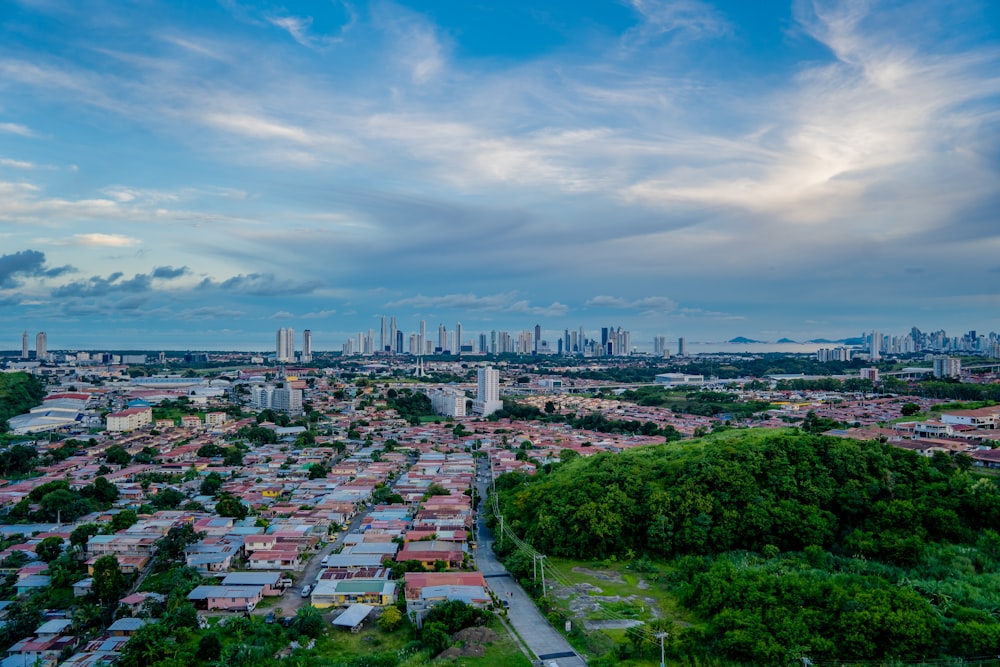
1, 0, 999, 348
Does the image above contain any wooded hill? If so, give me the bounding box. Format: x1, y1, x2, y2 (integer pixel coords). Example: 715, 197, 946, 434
493, 430, 1000, 664
0, 372, 44, 433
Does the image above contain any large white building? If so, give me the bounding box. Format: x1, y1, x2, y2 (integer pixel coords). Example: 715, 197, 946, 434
473, 367, 502, 417
276, 328, 295, 362
107, 406, 153, 433
35, 332, 47, 361
429, 387, 467, 418
933, 355, 961, 379
655, 373, 705, 388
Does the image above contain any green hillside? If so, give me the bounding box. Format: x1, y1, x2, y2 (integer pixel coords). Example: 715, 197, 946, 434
493, 429, 1000, 665
0, 372, 45, 433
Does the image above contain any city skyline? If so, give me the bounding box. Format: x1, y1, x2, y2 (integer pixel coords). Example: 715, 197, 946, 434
1, 1, 999, 348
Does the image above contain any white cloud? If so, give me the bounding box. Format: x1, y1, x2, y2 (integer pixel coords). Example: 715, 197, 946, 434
0, 122, 37, 137
624, 0, 731, 46
586, 295, 677, 315
386, 291, 568, 317
0, 158, 36, 169
46, 233, 142, 248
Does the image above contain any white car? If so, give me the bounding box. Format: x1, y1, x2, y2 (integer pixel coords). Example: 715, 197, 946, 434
300, 585, 312, 597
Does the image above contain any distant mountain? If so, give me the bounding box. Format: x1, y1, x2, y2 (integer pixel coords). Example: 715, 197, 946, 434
728, 336, 763, 343
807, 338, 836, 343
776, 337, 797, 343
840, 337, 864, 345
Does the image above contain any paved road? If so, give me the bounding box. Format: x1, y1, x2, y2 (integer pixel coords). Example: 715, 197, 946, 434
266, 509, 368, 618
474, 461, 587, 667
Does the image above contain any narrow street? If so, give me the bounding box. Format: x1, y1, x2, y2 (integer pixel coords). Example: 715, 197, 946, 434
474, 458, 587, 667
262, 509, 368, 618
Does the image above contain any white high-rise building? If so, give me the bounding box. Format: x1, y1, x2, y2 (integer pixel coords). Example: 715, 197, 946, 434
429, 387, 467, 418
271, 385, 303, 414
933, 356, 961, 379
438, 324, 447, 352
419, 320, 427, 356
21, 331, 28, 359
302, 330, 312, 362
870, 330, 882, 361
473, 366, 503, 417
276, 328, 295, 362
35, 332, 47, 360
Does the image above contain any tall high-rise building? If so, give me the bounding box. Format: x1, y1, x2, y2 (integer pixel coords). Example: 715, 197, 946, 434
35, 332, 47, 360
419, 320, 427, 356
677, 337, 686, 356
455, 322, 463, 355
21, 331, 28, 359
438, 324, 447, 352
534, 324, 541, 354
473, 366, 503, 416
275, 328, 295, 362
389, 316, 397, 354
302, 330, 312, 362
870, 330, 882, 361
379, 316, 387, 353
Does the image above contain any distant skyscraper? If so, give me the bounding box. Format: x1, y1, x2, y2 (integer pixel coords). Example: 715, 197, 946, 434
302, 329, 312, 362
534, 324, 541, 354
21, 331, 28, 359
35, 332, 46, 360
678, 337, 686, 356
389, 316, 397, 353
455, 322, 463, 355
419, 320, 427, 356
276, 328, 295, 362
379, 316, 387, 353
474, 366, 503, 417
870, 330, 882, 361
438, 324, 447, 352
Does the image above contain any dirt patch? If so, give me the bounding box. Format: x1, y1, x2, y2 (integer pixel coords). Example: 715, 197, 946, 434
437, 627, 500, 659
571, 567, 624, 583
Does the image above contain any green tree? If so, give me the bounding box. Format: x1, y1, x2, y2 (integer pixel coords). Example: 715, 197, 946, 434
900, 402, 921, 416
377, 605, 403, 631
35, 536, 65, 563
199, 472, 224, 496
92, 555, 125, 605
215, 494, 248, 519
110, 509, 139, 532
104, 445, 132, 466
70, 523, 100, 551
292, 605, 324, 639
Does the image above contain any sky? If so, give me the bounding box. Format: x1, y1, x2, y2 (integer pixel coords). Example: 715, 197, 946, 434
1, 0, 999, 351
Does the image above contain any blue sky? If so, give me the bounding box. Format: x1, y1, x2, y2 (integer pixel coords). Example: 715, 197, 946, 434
1, 0, 999, 351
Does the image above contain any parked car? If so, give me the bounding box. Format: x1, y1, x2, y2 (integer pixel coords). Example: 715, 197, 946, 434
265, 612, 276, 624
300, 585, 312, 597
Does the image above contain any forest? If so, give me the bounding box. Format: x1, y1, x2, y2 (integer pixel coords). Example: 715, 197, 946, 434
492, 429, 1000, 665
0, 372, 45, 432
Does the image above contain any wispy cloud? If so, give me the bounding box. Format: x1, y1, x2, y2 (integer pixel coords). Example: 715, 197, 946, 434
199, 273, 323, 297
386, 292, 568, 317
0, 122, 37, 137
586, 295, 678, 315
45, 233, 142, 248
623, 0, 731, 46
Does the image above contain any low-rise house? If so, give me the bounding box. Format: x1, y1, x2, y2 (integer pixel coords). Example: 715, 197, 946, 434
404, 572, 490, 616
310, 579, 396, 608
221, 571, 285, 596
187, 585, 263, 611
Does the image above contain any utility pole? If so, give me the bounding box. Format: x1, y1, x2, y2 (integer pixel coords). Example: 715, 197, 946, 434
539, 555, 546, 596
655, 632, 668, 667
